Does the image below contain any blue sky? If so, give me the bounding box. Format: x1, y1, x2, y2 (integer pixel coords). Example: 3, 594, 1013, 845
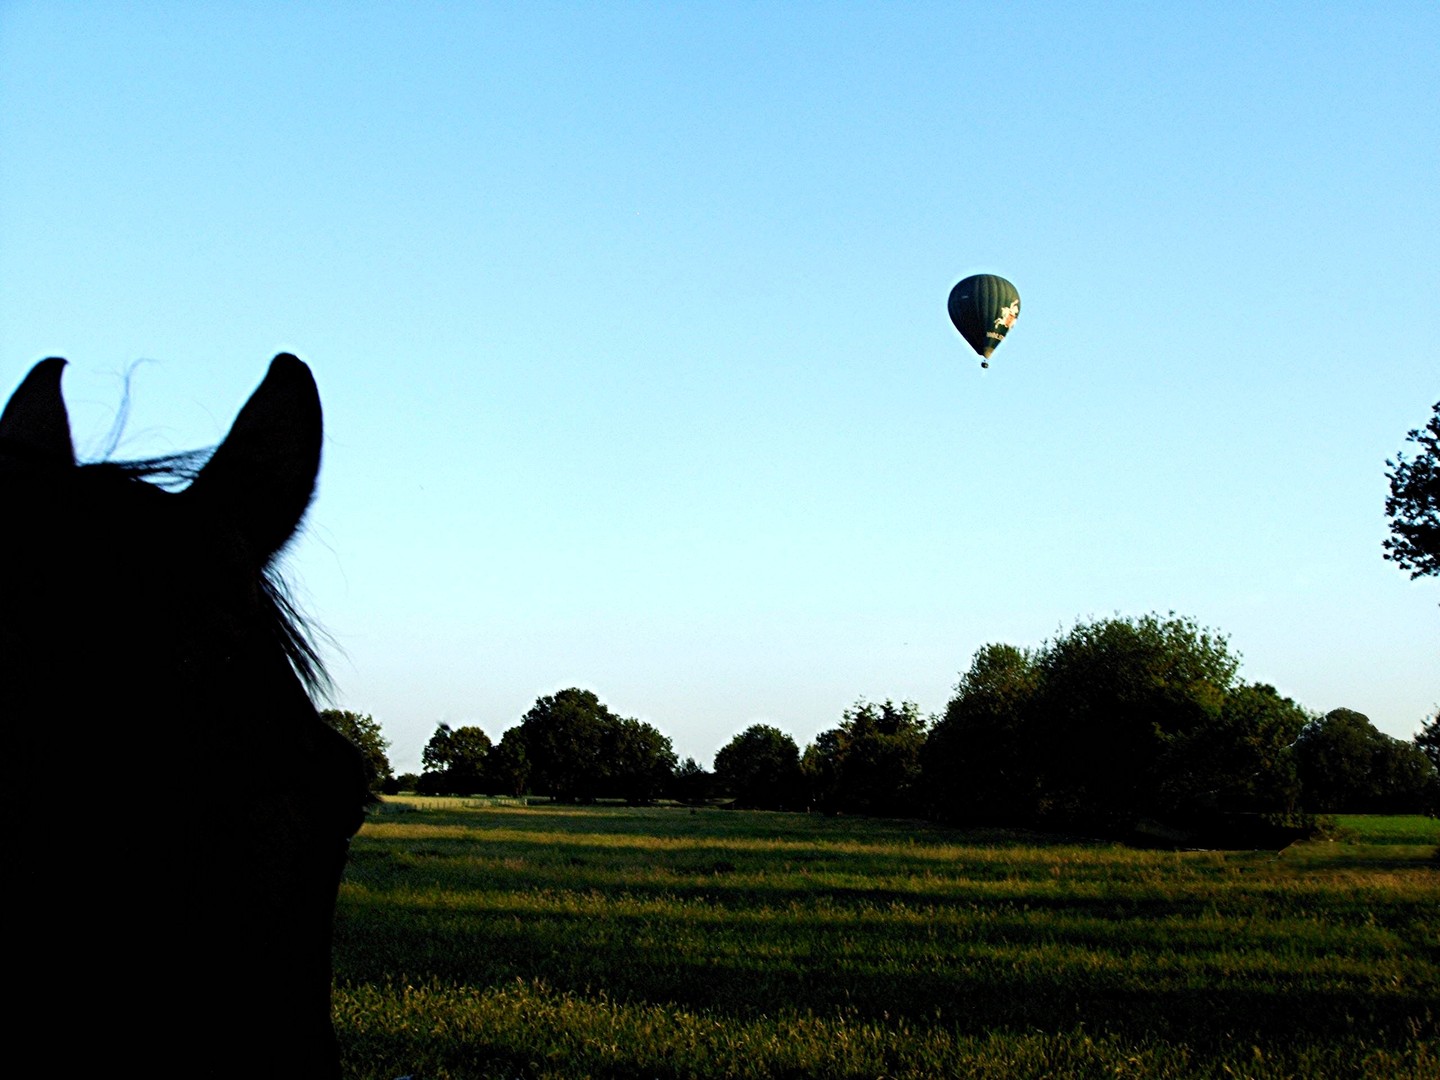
3, 2, 1435, 773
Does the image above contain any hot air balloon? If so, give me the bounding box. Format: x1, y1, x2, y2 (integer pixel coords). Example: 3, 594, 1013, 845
948, 274, 1020, 368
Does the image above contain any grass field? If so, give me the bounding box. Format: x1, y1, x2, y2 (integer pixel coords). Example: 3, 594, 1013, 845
333, 803, 1439, 1079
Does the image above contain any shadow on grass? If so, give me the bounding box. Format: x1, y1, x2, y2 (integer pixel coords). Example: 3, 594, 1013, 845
336, 807, 1440, 1056
335, 901, 1438, 1051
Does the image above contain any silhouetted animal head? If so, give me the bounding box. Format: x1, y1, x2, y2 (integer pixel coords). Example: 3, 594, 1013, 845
0, 355, 367, 1079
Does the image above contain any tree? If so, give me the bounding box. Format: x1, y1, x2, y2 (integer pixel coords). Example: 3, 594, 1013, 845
420, 724, 453, 776
1417, 711, 1439, 772
714, 724, 803, 809
1370, 736, 1437, 815
1384, 401, 1440, 579
1154, 683, 1307, 816
670, 757, 714, 804
1029, 613, 1239, 827
444, 726, 493, 793
508, 689, 675, 802
513, 688, 623, 802
417, 723, 492, 794
805, 700, 928, 816
484, 729, 530, 797
922, 643, 1041, 823
1293, 708, 1378, 812
319, 709, 392, 794
1415, 712, 1440, 815
800, 728, 845, 811
603, 717, 678, 805
1295, 708, 1435, 813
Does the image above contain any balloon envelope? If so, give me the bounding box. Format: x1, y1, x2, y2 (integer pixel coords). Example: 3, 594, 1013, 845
948, 275, 1021, 363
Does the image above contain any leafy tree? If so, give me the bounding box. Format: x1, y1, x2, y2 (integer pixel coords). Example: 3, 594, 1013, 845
1417, 711, 1440, 772
514, 688, 648, 802
420, 726, 449, 773
1029, 613, 1239, 827
714, 724, 803, 809
417, 723, 492, 794
1370, 736, 1437, 815
603, 717, 677, 805
1383, 401, 1440, 579
670, 757, 714, 804
1155, 683, 1307, 816
1295, 708, 1435, 813
319, 709, 392, 794
1293, 708, 1379, 812
805, 700, 928, 816
800, 728, 845, 811
392, 772, 420, 793
922, 643, 1041, 823
1415, 712, 1440, 816
485, 728, 530, 797
444, 726, 493, 793
515, 689, 610, 800
924, 620, 1248, 829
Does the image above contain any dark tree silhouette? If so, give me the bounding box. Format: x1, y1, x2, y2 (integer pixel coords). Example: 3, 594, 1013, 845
320, 709, 392, 794
670, 756, 715, 804
922, 643, 1041, 823
515, 688, 613, 800
1417, 711, 1440, 772
1029, 613, 1239, 828
511, 688, 672, 802
714, 724, 803, 809
485, 728, 531, 797
805, 699, 928, 816
1295, 708, 1435, 813
603, 716, 677, 805
418, 722, 492, 794
1384, 401, 1440, 579
1155, 683, 1307, 816
922, 615, 1310, 839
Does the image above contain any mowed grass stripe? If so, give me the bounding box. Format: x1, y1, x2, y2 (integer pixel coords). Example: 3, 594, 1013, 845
333, 805, 1439, 1079
335, 980, 1438, 1080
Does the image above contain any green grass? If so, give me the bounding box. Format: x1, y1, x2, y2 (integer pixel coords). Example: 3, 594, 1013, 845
334, 804, 1440, 1079
1331, 814, 1440, 846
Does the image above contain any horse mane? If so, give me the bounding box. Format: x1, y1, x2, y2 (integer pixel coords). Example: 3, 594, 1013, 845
80, 448, 332, 696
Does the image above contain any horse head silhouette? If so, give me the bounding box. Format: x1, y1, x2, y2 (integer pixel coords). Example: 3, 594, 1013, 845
1, 354, 367, 1078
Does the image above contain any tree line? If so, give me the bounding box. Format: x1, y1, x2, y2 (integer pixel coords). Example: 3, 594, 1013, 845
323, 612, 1438, 835
323, 402, 1439, 835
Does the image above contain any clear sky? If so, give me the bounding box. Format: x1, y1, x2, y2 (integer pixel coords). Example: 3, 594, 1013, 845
2, 2, 1435, 774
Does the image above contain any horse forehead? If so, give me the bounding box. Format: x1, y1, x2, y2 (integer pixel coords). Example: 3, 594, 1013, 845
22, 468, 255, 575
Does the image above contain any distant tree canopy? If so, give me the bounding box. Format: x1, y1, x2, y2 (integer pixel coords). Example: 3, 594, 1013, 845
1383, 401, 1440, 579
1033, 613, 1240, 826
1294, 708, 1436, 814
921, 614, 1314, 831
1417, 711, 1440, 773
513, 688, 675, 803
714, 724, 803, 810
1417, 712, 1440, 816
921, 643, 1041, 824
319, 710, 392, 794
386, 613, 1434, 832
418, 723, 493, 795
1164, 682, 1307, 815
804, 700, 928, 816
486, 729, 530, 798
604, 715, 679, 805
669, 757, 714, 805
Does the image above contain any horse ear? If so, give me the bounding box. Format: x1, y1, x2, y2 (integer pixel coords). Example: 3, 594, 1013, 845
187, 354, 323, 563
0, 358, 76, 466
